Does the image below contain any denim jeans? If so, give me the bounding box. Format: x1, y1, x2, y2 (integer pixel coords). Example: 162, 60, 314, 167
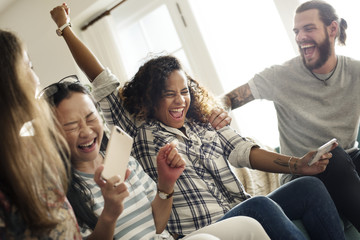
315, 146, 360, 232
268, 176, 345, 240
218, 176, 345, 240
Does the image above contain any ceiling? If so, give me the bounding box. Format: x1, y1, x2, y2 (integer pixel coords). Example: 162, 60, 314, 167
0, 0, 14, 14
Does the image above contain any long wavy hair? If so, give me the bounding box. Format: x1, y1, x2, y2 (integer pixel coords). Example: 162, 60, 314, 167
120, 55, 220, 123
296, 0, 347, 45
0, 29, 70, 233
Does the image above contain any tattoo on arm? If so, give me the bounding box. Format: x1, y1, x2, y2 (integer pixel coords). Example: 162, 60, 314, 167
274, 158, 288, 168
293, 158, 298, 173
226, 84, 254, 109
274, 157, 299, 174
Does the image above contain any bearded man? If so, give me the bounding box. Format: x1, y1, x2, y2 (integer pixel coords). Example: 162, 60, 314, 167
219, 0, 360, 233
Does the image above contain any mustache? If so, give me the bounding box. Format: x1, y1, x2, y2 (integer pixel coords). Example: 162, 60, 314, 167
298, 40, 316, 46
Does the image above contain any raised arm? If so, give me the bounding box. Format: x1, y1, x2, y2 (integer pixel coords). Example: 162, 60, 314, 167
50, 4, 104, 81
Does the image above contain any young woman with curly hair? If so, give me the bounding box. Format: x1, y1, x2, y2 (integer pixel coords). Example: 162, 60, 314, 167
120, 55, 217, 124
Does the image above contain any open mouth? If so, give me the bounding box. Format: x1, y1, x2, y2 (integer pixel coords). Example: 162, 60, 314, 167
78, 138, 96, 151
169, 108, 184, 120
301, 43, 316, 58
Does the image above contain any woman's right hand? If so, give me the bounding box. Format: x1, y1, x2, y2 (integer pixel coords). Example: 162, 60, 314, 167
94, 165, 131, 223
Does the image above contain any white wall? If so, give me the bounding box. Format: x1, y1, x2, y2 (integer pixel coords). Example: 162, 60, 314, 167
0, 0, 118, 87
3, 0, 358, 89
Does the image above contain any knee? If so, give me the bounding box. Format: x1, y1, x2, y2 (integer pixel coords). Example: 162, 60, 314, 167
230, 216, 264, 229
245, 196, 280, 210
184, 233, 220, 240
331, 146, 347, 156
327, 147, 356, 175
228, 217, 270, 239
246, 195, 269, 204
293, 176, 328, 195
293, 176, 323, 188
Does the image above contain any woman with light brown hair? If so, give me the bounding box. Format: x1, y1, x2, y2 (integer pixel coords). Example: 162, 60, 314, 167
0, 29, 81, 239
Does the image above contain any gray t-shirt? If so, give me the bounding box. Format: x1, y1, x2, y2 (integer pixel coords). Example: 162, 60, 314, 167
248, 55, 360, 182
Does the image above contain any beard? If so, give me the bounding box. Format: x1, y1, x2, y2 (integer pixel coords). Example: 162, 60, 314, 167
300, 30, 332, 71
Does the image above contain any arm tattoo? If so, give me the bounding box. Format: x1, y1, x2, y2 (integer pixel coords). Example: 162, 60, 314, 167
226, 84, 254, 109
274, 157, 299, 174
293, 158, 299, 173
274, 158, 288, 168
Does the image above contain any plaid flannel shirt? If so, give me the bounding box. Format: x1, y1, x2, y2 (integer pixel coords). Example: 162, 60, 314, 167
92, 69, 257, 236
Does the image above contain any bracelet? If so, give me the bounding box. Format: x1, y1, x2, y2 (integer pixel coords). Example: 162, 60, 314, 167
288, 156, 294, 174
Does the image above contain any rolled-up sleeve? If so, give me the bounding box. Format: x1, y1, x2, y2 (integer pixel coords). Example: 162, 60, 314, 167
217, 127, 258, 168
92, 68, 120, 102
228, 140, 258, 168
91, 68, 138, 136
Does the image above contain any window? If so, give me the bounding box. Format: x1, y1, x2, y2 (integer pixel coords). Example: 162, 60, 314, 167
110, 0, 359, 149
111, 0, 224, 94
112, 1, 191, 79
188, 0, 297, 148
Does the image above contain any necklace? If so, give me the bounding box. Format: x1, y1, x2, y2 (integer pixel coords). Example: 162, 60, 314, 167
310, 58, 338, 86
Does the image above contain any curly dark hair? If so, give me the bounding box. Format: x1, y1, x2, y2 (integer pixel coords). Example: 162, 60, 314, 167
120, 55, 220, 123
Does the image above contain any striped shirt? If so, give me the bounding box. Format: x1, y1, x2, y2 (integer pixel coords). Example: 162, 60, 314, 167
78, 157, 172, 240
92, 69, 257, 236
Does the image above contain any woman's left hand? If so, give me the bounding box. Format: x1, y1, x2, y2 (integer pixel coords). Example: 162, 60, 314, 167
293, 142, 338, 175
156, 141, 186, 193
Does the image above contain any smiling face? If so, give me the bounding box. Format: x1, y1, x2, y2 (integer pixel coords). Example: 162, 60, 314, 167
154, 70, 190, 129
294, 9, 333, 71
55, 92, 103, 171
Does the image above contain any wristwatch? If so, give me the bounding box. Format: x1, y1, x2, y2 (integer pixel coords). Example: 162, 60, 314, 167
158, 189, 174, 199
56, 21, 71, 36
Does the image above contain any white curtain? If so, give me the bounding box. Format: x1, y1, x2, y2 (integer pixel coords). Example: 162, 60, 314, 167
80, 15, 128, 84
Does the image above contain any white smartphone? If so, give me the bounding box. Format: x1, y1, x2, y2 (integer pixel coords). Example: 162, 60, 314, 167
102, 126, 133, 182
307, 138, 337, 166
